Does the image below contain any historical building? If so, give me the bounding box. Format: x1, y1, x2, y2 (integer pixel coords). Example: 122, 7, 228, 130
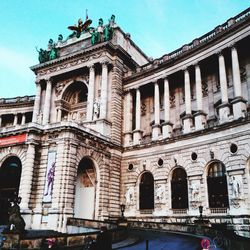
0, 9, 250, 237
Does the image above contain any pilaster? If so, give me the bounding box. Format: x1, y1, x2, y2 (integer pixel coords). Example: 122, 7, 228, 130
32, 80, 42, 123
86, 64, 95, 121
43, 78, 52, 125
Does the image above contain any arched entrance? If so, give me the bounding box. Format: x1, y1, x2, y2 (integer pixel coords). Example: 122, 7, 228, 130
139, 172, 154, 210
74, 158, 96, 219
0, 156, 22, 224
207, 161, 229, 208
171, 167, 188, 209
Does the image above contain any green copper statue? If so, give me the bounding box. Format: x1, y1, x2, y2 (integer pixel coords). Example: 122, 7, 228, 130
104, 15, 115, 41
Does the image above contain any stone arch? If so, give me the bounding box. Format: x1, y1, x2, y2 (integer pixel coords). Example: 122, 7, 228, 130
169, 166, 189, 209
137, 171, 154, 210
74, 156, 98, 219
204, 159, 229, 208
0, 154, 22, 224
74, 147, 104, 219
62, 81, 88, 104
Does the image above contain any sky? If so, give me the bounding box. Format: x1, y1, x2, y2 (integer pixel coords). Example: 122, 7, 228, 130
0, 0, 249, 98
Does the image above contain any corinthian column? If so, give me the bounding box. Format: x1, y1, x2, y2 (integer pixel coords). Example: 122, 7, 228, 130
86, 64, 95, 121
133, 88, 142, 144
100, 61, 108, 119
162, 77, 173, 138
218, 51, 230, 123
32, 81, 42, 123
152, 80, 161, 140
183, 68, 193, 133
231, 45, 247, 119
124, 91, 133, 146
43, 79, 52, 124
194, 64, 206, 130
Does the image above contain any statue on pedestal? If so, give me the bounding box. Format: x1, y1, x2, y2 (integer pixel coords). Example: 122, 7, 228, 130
5, 197, 26, 234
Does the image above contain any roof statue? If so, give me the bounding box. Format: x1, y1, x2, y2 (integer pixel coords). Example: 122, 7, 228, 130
36, 13, 116, 63
68, 18, 92, 38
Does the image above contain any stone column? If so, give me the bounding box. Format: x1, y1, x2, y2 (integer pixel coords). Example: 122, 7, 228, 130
133, 88, 142, 144
43, 79, 52, 125
32, 81, 42, 123
19, 143, 35, 210
194, 64, 207, 130
152, 80, 161, 140
124, 90, 133, 146
231, 46, 247, 119
162, 77, 173, 138
218, 52, 230, 123
183, 69, 193, 133
57, 108, 62, 122
100, 61, 108, 119
86, 64, 95, 121
13, 113, 18, 126
21, 113, 26, 125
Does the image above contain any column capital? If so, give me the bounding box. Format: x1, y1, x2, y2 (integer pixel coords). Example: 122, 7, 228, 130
182, 66, 189, 72
216, 49, 224, 57
101, 60, 110, 67
193, 61, 200, 67
35, 78, 41, 85
87, 63, 95, 70
229, 42, 237, 49
163, 75, 169, 80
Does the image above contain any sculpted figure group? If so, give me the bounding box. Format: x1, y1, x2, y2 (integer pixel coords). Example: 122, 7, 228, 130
36, 14, 116, 63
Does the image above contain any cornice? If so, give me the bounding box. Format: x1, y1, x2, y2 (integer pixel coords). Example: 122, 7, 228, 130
31, 42, 138, 77
124, 9, 250, 84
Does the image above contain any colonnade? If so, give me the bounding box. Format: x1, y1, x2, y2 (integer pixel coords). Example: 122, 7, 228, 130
0, 112, 29, 127
124, 45, 247, 146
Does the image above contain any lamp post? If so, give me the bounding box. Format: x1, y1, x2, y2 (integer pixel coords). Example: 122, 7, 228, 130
120, 204, 125, 219
199, 205, 203, 221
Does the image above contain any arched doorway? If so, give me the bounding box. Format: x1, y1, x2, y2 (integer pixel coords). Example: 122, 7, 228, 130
207, 161, 229, 208
74, 158, 96, 219
139, 172, 154, 210
171, 167, 188, 209
0, 156, 22, 224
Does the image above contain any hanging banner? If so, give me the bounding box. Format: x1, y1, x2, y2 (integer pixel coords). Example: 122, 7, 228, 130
43, 151, 56, 202
0, 134, 27, 147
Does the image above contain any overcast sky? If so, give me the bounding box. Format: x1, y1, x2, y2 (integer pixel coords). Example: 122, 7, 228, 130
0, 0, 249, 98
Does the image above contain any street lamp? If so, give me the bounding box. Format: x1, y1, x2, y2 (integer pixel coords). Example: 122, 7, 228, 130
120, 204, 125, 219
199, 205, 203, 221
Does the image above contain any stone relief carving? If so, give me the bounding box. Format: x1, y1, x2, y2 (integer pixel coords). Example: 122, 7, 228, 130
93, 98, 100, 119
155, 184, 165, 203
190, 181, 200, 201
141, 103, 146, 115
55, 82, 66, 97
202, 81, 208, 97
229, 176, 244, 209
230, 176, 242, 199
125, 186, 134, 205
170, 93, 175, 107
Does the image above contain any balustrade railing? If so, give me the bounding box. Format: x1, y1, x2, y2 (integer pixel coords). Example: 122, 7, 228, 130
140, 7, 250, 71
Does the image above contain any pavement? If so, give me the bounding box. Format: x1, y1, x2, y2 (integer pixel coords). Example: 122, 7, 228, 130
113, 230, 224, 250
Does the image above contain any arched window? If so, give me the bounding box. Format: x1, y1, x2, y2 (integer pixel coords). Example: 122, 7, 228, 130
207, 161, 229, 208
62, 81, 88, 104
171, 167, 188, 209
139, 172, 154, 210
0, 156, 22, 224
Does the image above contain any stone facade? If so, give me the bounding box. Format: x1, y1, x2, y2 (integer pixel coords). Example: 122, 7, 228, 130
0, 9, 250, 237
